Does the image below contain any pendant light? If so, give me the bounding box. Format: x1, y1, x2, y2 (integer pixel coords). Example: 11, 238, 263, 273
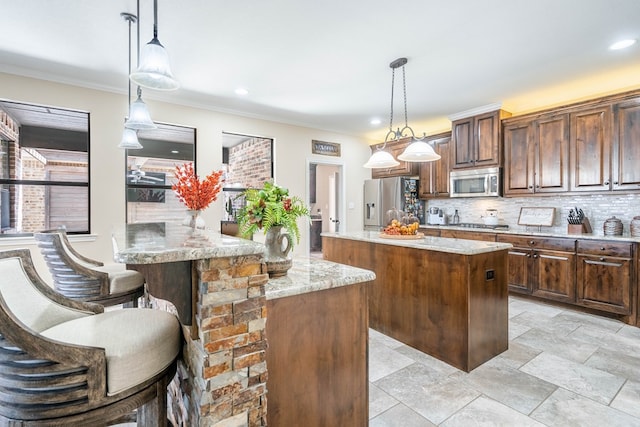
119, 12, 143, 149
364, 58, 440, 168
130, 0, 179, 91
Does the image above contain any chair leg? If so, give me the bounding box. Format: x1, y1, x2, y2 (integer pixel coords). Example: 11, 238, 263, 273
137, 380, 169, 427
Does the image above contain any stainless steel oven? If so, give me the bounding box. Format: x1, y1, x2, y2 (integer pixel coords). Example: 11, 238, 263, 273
450, 167, 501, 198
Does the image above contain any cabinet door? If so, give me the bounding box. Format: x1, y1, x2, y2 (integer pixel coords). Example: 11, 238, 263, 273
504, 121, 534, 195
418, 135, 451, 199
371, 139, 418, 178
532, 249, 575, 303
570, 106, 611, 192
505, 247, 532, 294
612, 100, 640, 191
576, 254, 632, 315
474, 111, 501, 168
418, 161, 433, 198
452, 118, 474, 168
536, 114, 570, 193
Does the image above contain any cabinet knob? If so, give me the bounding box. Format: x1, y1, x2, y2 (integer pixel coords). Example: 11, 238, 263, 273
529, 240, 535, 245
600, 257, 605, 262
613, 181, 619, 185
528, 186, 533, 189
526, 253, 531, 258
533, 254, 538, 258
536, 185, 540, 188
600, 247, 605, 250
604, 181, 610, 186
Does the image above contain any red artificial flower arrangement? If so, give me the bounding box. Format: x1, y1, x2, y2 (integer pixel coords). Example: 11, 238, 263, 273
172, 163, 224, 211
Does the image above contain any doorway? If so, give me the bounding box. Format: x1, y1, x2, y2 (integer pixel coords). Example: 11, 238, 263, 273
308, 160, 344, 257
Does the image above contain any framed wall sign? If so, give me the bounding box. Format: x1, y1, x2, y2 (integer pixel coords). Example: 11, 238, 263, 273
517, 207, 555, 226
311, 140, 341, 157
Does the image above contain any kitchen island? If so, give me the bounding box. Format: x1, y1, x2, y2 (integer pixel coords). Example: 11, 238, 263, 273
323, 231, 512, 372
112, 222, 374, 426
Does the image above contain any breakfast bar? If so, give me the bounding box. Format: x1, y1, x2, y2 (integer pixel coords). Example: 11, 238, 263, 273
112, 222, 375, 426
323, 231, 512, 372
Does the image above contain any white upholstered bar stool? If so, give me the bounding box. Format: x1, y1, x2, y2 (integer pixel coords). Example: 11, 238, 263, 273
0, 249, 181, 426
34, 229, 145, 307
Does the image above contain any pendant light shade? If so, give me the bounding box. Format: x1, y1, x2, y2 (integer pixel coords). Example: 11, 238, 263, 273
129, 0, 179, 91
397, 139, 441, 162
363, 150, 400, 169
125, 90, 157, 130
130, 38, 179, 90
119, 128, 143, 149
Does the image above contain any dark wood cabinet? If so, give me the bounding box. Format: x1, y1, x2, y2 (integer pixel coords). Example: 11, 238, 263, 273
451, 110, 510, 169
569, 106, 612, 192
418, 133, 451, 199
612, 99, 640, 191
370, 137, 418, 178
503, 114, 570, 196
576, 240, 633, 315
497, 235, 576, 303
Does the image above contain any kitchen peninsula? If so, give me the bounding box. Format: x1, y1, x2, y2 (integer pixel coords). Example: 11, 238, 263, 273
112, 222, 374, 426
323, 231, 512, 372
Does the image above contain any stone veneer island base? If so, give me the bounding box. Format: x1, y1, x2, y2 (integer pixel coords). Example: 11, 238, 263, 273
112, 223, 374, 426
323, 231, 512, 372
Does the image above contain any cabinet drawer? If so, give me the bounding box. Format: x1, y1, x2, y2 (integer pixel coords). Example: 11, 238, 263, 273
440, 229, 496, 241
419, 228, 441, 237
577, 240, 633, 258
497, 235, 575, 251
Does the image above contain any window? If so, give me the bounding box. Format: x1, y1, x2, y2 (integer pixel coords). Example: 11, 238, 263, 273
126, 123, 196, 224
0, 100, 89, 235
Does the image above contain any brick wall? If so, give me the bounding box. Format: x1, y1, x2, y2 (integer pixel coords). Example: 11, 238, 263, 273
227, 138, 272, 188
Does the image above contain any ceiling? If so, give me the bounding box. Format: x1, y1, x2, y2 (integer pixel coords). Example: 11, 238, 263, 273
1, 0, 640, 142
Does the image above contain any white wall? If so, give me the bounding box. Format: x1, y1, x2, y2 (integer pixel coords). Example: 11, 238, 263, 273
0, 72, 372, 269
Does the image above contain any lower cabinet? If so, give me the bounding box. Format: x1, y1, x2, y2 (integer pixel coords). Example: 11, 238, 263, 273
421, 229, 637, 323
497, 235, 576, 303
576, 240, 633, 315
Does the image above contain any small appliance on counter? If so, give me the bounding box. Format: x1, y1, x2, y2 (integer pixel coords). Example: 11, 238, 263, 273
427, 207, 447, 225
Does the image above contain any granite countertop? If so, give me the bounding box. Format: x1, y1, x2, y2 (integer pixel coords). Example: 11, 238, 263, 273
322, 231, 512, 255
266, 257, 376, 300
112, 222, 264, 264
419, 224, 640, 243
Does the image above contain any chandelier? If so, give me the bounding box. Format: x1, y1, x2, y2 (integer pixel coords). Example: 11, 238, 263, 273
364, 57, 440, 168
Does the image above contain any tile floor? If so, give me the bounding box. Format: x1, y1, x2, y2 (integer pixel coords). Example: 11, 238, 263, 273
369, 295, 640, 426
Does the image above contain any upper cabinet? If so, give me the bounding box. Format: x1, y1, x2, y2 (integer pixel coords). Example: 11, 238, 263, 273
612, 99, 640, 191
418, 133, 452, 199
569, 106, 612, 192
502, 90, 640, 197
503, 114, 569, 196
370, 137, 419, 178
451, 110, 511, 169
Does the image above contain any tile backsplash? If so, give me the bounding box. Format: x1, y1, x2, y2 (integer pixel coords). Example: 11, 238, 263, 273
427, 193, 640, 236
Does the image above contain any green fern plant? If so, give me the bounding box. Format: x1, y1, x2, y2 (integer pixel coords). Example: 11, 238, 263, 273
236, 182, 310, 248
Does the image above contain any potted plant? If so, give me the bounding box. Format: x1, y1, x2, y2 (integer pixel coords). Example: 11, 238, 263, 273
236, 181, 310, 276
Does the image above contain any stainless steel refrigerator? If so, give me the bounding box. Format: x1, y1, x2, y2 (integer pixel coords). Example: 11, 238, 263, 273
363, 177, 424, 230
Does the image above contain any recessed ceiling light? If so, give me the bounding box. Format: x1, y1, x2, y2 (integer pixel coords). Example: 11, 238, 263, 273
235, 88, 249, 96
171, 150, 179, 154
370, 118, 381, 125
609, 39, 636, 50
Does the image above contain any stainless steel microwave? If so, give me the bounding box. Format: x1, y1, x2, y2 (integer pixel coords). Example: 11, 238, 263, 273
450, 167, 501, 198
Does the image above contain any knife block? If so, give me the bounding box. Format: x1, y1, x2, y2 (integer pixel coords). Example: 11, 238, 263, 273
568, 218, 592, 234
